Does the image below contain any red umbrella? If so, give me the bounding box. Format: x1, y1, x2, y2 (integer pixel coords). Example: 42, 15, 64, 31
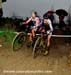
47, 10, 55, 14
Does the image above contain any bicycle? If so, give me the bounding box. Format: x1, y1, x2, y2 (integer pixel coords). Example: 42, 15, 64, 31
12, 22, 38, 51
12, 30, 49, 58
12, 21, 49, 58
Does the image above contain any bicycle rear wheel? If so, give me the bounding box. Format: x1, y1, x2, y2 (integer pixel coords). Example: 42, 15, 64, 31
12, 32, 26, 51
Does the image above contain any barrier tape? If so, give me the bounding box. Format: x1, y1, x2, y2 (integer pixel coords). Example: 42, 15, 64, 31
51, 35, 71, 37
0, 31, 71, 38
35, 34, 71, 37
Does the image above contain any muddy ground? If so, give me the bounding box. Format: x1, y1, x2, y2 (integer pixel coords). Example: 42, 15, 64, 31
0, 38, 71, 75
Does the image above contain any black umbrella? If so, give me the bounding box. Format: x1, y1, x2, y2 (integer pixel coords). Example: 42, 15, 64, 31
56, 9, 68, 16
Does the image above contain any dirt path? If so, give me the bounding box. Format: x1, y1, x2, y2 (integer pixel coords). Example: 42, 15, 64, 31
0, 44, 71, 75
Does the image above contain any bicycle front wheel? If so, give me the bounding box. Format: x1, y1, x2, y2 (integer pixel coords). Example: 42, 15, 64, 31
12, 32, 26, 51
33, 37, 47, 58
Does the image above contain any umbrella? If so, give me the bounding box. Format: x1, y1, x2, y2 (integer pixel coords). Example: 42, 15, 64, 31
43, 10, 54, 18
56, 9, 68, 16
47, 10, 55, 14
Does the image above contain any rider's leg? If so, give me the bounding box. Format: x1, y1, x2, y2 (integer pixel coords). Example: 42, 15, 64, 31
29, 33, 33, 42
43, 34, 51, 55
47, 34, 51, 50
32, 29, 35, 38
32, 28, 37, 38
27, 33, 33, 47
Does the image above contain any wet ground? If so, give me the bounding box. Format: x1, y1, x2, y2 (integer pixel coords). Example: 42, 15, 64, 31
0, 40, 71, 75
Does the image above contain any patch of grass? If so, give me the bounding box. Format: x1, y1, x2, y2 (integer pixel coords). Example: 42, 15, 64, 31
0, 29, 16, 45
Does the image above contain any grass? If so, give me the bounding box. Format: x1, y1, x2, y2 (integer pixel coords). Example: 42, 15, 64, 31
0, 29, 16, 46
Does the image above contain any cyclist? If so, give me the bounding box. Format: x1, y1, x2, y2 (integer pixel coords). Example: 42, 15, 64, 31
39, 16, 53, 55
23, 11, 41, 43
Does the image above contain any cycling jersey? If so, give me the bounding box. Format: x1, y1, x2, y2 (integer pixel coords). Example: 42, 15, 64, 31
39, 19, 53, 35
41, 19, 53, 32
29, 17, 41, 29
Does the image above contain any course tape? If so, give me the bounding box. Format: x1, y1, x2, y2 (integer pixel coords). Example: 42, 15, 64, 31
0, 31, 71, 38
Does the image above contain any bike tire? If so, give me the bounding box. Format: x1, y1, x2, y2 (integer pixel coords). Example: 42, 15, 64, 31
12, 32, 26, 51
